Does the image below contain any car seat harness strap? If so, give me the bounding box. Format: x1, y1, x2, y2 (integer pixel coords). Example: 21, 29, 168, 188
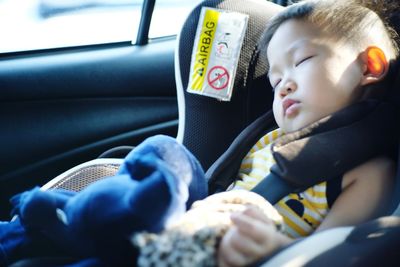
208, 100, 399, 204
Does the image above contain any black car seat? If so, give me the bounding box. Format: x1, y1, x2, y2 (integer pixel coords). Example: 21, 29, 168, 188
174, 0, 282, 171
40, 0, 283, 193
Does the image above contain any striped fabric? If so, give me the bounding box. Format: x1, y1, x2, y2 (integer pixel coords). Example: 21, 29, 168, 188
230, 129, 329, 238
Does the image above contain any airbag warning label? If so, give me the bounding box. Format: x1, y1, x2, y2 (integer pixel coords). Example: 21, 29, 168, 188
187, 7, 248, 101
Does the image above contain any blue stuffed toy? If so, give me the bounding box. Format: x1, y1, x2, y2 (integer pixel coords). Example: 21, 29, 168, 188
0, 135, 207, 266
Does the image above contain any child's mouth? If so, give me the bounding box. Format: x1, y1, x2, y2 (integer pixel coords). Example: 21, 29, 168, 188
283, 99, 300, 117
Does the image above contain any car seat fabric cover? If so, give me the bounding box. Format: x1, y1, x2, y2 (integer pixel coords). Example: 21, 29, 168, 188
258, 216, 400, 267
176, 0, 283, 171
303, 216, 400, 267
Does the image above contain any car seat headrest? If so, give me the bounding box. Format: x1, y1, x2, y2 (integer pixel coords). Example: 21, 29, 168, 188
175, 0, 283, 170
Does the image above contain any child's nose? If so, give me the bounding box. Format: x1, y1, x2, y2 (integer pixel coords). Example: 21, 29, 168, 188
279, 80, 297, 97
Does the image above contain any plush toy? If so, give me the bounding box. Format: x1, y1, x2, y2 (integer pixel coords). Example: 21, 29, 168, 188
133, 190, 284, 267
1, 134, 281, 267
4, 135, 207, 266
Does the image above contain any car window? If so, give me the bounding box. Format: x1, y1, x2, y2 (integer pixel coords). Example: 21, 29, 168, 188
0, 0, 200, 54
149, 0, 198, 39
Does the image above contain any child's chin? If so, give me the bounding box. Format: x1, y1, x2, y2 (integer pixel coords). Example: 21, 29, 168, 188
281, 123, 301, 133
286, 117, 320, 133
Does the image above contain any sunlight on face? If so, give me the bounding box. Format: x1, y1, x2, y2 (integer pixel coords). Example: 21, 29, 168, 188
268, 19, 365, 133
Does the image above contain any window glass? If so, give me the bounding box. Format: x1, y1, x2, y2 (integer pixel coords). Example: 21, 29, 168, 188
0, 0, 201, 53
0, 0, 142, 53
149, 0, 200, 39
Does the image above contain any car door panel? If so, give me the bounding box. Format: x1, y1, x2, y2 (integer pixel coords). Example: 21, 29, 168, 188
0, 38, 178, 219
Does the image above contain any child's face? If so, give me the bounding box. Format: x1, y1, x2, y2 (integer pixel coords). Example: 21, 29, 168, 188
268, 19, 365, 133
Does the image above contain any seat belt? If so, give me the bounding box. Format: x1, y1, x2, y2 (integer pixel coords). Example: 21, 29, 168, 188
251, 172, 296, 204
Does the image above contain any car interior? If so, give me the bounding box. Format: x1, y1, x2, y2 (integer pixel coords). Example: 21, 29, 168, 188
2, 0, 400, 266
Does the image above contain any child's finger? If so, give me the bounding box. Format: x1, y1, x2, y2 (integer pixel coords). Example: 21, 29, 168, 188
242, 205, 275, 225
229, 212, 290, 261
227, 227, 269, 258
231, 212, 276, 244
218, 227, 258, 267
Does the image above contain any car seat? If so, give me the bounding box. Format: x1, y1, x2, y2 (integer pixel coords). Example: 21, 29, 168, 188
39, 0, 283, 194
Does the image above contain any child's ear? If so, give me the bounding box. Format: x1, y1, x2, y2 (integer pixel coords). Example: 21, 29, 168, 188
360, 46, 388, 86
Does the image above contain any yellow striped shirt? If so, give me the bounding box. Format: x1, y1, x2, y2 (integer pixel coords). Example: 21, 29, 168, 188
231, 129, 329, 238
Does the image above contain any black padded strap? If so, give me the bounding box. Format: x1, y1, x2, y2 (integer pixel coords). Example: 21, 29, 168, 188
270, 100, 398, 188
252, 100, 398, 204
251, 172, 296, 204
206, 111, 277, 193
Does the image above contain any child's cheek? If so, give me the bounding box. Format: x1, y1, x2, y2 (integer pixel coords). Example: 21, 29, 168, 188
272, 100, 282, 123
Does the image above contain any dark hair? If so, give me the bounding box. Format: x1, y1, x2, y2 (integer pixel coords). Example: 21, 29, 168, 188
259, 0, 400, 99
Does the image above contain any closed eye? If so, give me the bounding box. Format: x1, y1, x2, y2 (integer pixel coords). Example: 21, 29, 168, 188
272, 79, 281, 91
295, 55, 314, 67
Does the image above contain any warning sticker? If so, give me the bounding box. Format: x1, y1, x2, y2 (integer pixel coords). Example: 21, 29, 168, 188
208, 66, 229, 90
187, 7, 248, 101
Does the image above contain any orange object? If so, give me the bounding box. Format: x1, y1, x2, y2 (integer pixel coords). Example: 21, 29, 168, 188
367, 46, 387, 76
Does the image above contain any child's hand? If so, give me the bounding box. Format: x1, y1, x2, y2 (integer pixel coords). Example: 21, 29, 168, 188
218, 206, 291, 267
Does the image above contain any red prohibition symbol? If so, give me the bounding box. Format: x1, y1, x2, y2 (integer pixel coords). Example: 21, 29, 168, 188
207, 66, 229, 90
